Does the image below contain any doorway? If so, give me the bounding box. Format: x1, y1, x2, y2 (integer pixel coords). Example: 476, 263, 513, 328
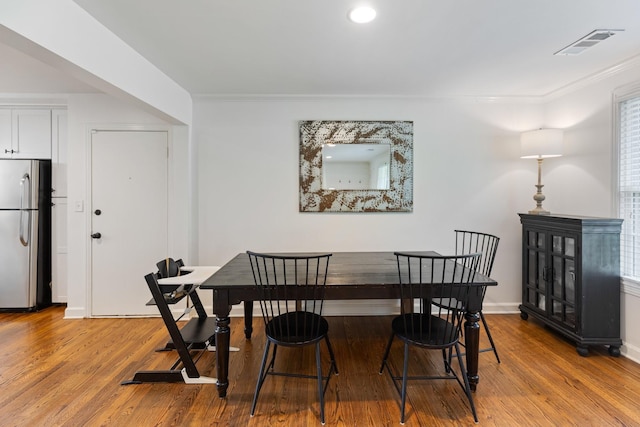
90, 130, 168, 316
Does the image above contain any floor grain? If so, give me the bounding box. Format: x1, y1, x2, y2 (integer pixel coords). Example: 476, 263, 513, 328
1, 307, 639, 426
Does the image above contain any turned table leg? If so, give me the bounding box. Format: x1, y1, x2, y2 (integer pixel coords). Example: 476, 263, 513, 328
464, 310, 481, 391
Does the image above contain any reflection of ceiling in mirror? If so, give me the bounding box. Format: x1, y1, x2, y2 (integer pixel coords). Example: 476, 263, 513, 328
322, 144, 391, 191
323, 144, 390, 162
299, 120, 413, 212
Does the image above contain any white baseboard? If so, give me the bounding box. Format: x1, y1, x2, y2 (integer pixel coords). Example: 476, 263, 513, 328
63, 301, 640, 365
62, 302, 523, 319
223, 301, 523, 317
621, 342, 640, 363
63, 306, 86, 319
480, 302, 521, 314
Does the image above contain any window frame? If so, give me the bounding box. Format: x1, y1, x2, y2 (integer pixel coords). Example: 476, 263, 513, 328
614, 85, 640, 296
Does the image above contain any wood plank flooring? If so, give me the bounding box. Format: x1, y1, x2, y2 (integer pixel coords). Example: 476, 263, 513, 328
1, 306, 640, 426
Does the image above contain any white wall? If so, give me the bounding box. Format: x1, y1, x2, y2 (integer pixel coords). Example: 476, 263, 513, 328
192, 84, 640, 359
64, 94, 190, 318
545, 62, 640, 362
193, 96, 544, 315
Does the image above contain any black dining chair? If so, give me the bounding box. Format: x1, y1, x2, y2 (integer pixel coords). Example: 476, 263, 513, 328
454, 230, 500, 362
379, 252, 483, 424
247, 251, 338, 425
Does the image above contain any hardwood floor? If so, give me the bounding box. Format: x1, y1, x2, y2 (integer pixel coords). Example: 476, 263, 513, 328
1, 306, 640, 426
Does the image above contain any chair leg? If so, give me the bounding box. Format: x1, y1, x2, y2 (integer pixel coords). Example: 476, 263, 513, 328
442, 348, 453, 373
379, 333, 395, 374
251, 340, 272, 416
324, 336, 339, 375
480, 311, 501, 363
454, 342, 478, 423
269, 344, 278, 370
400, 342, 410, 425
316, 342, 326, 425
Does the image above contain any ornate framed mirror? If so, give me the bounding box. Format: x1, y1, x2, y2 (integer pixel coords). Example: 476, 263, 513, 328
299, 120, 413, 212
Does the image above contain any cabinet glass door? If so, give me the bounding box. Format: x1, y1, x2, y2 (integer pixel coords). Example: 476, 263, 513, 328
524, 230, 546, 312
550, 234, 576, 328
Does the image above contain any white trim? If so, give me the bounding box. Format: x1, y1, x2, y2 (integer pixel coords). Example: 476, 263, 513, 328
545, 54, 640, 101
62, 306, 86, 319
612, 91, 621, 216
481, 303, 522, 314
622, 276, 640, 298
193, 93, 545, 104
85, 124, 172, 318
613, 88, 640, 283
0, 95, 69, 106
621, 341, 640, 364
193, 54, 640, 103
217, 301, 523, 318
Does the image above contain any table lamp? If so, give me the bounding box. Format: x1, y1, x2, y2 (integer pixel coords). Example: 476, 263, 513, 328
521, 129, 563, 215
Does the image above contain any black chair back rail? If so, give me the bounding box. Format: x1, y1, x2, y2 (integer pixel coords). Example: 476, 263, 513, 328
246, 251, 337, 425
455, 229, 500, 277
455, 229, 501, 362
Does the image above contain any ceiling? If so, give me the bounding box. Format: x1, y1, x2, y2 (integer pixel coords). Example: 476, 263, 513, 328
2, 0, 640, 98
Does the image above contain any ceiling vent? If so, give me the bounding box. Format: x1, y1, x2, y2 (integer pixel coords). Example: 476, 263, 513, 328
554, 29, 624, 56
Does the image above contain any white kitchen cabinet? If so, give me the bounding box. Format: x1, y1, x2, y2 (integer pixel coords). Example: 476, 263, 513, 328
0, 110, 11, 155
51, 108, 68, 303
51, 198, 68, 303
52, 109, 68, 197
0, 109, 52, 159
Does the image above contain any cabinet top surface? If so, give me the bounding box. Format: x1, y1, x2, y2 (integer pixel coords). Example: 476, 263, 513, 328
518, 213, 622, 222
518, 214, 623, 233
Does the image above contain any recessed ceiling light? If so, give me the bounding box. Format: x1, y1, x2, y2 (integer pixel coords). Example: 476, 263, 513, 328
348, 6, 376, 24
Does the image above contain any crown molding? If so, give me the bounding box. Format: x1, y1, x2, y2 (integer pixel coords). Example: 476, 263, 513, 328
193, 93, 546, 104
542, 54, 640, 101
195, 54, 640, 105
0, 93, 69, 106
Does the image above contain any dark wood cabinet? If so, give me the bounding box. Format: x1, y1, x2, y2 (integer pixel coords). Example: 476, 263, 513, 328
518, 214, 623, 357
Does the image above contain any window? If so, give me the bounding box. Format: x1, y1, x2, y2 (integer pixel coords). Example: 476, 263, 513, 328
618, 95, 640, 281
376, 163, 389, 190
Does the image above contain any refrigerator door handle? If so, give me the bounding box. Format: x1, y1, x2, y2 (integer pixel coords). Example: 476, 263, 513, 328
19, 173, 31, 246
21, 173, 31, 210
19, 210, 31, 246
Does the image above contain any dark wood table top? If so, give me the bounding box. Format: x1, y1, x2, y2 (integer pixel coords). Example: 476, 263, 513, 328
201, 251, 497, 292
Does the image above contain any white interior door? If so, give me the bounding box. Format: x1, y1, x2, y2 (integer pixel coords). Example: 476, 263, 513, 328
90, 130, 168, 316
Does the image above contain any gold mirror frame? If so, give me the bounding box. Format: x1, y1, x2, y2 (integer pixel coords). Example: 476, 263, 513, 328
299, 120, 413, 212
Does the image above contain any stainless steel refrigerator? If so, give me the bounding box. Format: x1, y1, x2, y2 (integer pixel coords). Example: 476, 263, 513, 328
0, 159, 51, 311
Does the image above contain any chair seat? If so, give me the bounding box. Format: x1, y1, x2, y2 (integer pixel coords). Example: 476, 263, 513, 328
392, 313, 459, 348
266, 311, 329, 346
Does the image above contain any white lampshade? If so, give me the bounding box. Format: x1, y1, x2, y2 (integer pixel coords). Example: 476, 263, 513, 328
520, 129, 564, 159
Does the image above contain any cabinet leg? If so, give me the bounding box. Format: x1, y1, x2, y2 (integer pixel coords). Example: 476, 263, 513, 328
576, 346, 589, 357
608, 346, 621, 357
520, 311, 528, 320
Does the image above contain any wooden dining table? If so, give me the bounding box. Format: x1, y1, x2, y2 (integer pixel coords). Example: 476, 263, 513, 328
200, 251, 497, 398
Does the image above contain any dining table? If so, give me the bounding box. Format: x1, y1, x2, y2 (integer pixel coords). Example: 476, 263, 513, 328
199, 251, 497, 398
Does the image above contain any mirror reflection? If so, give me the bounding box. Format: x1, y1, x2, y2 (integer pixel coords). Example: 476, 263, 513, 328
322, 143, 391, 190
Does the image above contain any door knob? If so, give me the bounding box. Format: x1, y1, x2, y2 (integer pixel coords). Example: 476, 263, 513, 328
91, 232, 102, 239
94, 209, 102, 215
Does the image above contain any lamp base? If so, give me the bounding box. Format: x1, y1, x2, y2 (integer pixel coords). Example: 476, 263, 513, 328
528, 207, 550, 215
529, 180, 550, 215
